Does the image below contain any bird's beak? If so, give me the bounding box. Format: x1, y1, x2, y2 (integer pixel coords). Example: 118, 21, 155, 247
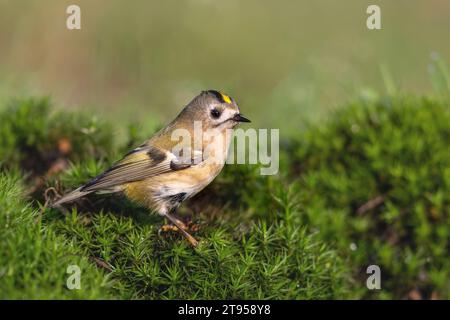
233, 114, 251, 123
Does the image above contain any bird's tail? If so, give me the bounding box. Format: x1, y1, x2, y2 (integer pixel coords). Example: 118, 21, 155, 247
51, 187, 92, 207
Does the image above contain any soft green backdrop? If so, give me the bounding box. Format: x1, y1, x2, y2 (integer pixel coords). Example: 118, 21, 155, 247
0, 0, 449, 133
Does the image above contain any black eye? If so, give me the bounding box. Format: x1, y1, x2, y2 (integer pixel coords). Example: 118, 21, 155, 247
210, 109, 221, 119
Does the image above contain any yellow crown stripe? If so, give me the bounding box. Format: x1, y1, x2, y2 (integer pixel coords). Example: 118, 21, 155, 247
220, 92, 232, 104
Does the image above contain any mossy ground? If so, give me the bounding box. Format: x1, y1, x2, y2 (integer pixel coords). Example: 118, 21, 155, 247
0, 95, 448, 299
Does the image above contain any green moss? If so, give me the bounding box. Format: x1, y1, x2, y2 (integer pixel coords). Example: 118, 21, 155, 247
0, 97, 113, 175
1, 95, 448, 299
0, 171, 113, 299
289, 96, 450, 299
0, 98, 347, 299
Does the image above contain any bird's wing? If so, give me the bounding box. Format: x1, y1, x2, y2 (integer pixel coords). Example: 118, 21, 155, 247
80, 145, 203, 192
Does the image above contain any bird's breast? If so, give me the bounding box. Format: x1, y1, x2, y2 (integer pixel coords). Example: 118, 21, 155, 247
124, 127, 232, 213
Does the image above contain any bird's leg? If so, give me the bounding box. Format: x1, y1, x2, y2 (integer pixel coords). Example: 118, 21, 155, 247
160, 210, 188, 231
162, 216, 188, 230
163, 211, 199, 247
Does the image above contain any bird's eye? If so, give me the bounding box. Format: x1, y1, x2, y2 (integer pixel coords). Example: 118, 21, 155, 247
210, 109, 221, 119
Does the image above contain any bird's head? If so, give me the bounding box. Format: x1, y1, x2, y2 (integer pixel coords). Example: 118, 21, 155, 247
179, 90, 250, 130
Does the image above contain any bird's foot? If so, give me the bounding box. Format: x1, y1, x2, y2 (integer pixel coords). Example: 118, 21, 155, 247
161, 216, 188, 231
160, 220, 200, 232
160, 224, 181, 232
160, 214, 199, 247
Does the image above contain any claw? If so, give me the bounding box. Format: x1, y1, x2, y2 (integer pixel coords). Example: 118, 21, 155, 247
161, 213, 199, 247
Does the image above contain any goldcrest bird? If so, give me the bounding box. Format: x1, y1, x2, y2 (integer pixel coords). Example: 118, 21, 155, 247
53, 90, 250, 247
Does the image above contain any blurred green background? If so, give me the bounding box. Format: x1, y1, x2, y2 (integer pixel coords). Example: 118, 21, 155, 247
1, 0, 449, 133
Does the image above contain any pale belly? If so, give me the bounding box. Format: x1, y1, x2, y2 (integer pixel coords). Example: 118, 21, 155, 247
124, 161, 225, 214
